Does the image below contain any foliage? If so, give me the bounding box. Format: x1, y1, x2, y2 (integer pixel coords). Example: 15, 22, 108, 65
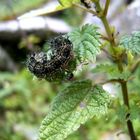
120, 31, 140, 54
1, 0, 140, 140
39, 80, 111, 140
68, 24, 101, 62
92, 63, 131, 80
130, 105, 140, 121
58, 8, 85, 26
0, 70, 57, 140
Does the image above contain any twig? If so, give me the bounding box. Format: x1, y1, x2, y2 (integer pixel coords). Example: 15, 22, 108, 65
103, 0, 110, 16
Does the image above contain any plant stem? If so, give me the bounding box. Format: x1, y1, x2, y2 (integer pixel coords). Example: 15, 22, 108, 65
120, 81, 137, 140
103, 0, 110, 16
94, 1, 137, 140
76, 1, 137, 138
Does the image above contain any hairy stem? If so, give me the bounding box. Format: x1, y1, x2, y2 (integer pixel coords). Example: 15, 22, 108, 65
75, 1, 137, 139
103, 0, 110, 16
94, 1, 137, 140
120, 81, 137, 140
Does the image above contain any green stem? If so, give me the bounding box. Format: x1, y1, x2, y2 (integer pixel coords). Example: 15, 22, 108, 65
100, 16, 115, 44
94, 1, 115, 46
130, 58, 140, 74
94, 1, 137, 140
75, 1, 137, 138
121, 81, 129, 107
103, 0, 110, 16
120, 81, 137, 140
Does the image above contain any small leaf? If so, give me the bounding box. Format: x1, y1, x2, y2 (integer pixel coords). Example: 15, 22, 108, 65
120, 31, 140, 54
92, 64, 130, 80
39, 80, 111, 140
68, 24, 101, 62
116, 105, 128, 122
130, 105, 140, 121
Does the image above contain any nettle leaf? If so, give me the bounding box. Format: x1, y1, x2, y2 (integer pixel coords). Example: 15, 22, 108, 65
130, 105, 140, 121
117, 104, 140, 122
68, 24, 101, 62
92, 64, 130, 80
58, 0, 80, 7
39, 80, 111, 140
116, 105, 128, 122
120, 31, 140, 54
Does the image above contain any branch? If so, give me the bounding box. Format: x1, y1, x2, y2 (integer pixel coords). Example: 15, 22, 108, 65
103, 0, 110, 16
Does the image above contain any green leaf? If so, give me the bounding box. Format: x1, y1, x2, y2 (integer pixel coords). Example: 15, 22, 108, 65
92, 64, 118, 74
39, 80, 111, 140
130, 105, 140, 121
92, 64, 130, 80
58, 0, 80, 7
120, 31, 140, 54
117, 104, 140, 122
68, 24, 101, 62
116, 105, 128, 122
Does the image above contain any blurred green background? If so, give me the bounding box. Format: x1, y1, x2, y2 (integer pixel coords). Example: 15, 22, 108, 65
0, 0, 140, 140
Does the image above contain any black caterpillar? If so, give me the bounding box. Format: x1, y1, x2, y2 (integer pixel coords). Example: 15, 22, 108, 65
27, 35, 76, 81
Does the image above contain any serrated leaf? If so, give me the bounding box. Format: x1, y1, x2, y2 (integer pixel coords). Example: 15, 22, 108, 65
116, 105, 128, 122
39, 80, 111, 140
68, 24, 101, 62
58, 0, 80, 7
130, 105, 140, 121
120, 31, 140, 54
92, 64, 130, 80
117, 104, 140, 122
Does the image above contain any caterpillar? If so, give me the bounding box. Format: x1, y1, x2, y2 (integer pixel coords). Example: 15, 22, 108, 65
27, 35, 76, 81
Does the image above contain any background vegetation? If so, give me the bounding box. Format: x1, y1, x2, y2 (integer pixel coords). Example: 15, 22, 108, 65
0, 0, 140, 140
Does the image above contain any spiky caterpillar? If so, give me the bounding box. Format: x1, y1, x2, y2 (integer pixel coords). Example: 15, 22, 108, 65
27, 35, 76, 81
